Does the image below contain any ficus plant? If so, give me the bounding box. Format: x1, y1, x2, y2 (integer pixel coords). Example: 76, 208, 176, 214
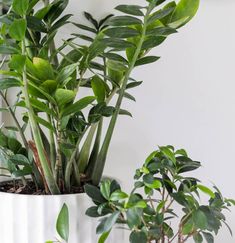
0, 0, 199, 194
85, 146, 235, 243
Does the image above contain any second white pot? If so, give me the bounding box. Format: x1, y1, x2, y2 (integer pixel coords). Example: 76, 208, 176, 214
0, 191, 124, 243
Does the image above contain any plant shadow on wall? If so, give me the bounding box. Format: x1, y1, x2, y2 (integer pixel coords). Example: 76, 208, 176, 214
0, 0, 199, 194
85, 146, 235, 243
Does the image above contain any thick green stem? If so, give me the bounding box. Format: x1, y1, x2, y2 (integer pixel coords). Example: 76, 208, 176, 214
55, 120, 63, 185
21, 17, 60, 194
91, 6, 153, 185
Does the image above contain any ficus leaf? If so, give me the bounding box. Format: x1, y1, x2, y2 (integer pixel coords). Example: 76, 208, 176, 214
56, 204, 69, 241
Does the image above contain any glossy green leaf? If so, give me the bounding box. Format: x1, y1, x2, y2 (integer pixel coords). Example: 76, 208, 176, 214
130, 231, 147, 243
12, 166, 32, 177
170, 0, 200, 28
100, 180, 111, 200
56, 204, 69, 241
159, 146, 176, 164
26, 16, 47, 33
108, 16, 142, 26
202, 232, 214, 243
135, 56, 160, 66
30, 98, 55, 116
62, 96, 95, 116
91, 76, 106, 103
57, 63, 78, 85
34, 116, 55, 131
115, 5, 144, 16
101, 38, 135, 49
148, 8, 175, 25
197, 185, 215, 198
12, 0, 29, 16
0, 45, 19, 54
103, 53, 128, 65
10, 154, 30, 166
119, 109, 133, 117
9, 55, 26, 72
182, 218, 194, 235
55, 89, 76, 108
98, 231, 111, 243
0, 78, 22, 90
9, 19, 27, 41
141, 36, 166, 49
33, 57, 55, 81
193, 209, 207, 230
96, 211, 120, 234
104, 27, 140, 39
126, 207, 142, 228
110, 190, 128, 201
40, 80, 57, 94
193, 232, 203, 243
84, 184, 107, 203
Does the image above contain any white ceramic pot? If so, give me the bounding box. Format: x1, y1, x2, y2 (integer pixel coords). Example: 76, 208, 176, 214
0, 191, 124, 243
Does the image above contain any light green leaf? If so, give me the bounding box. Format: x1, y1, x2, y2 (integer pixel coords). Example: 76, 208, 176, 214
98, 231, 111, 243
197, 185, 215, 198
55, 89, 76, 108
33, 57, 55, 81
170, 0, 200, 28
62, 96, 95, 116
110, 190, 128, 201
9, 55, 26, 72
57, 63, 78, 85
100, 180, 111, 200
56, 204, 69, 242
91, 76, 106, 103
9, 19, 27, 41
12, 0, 29, 16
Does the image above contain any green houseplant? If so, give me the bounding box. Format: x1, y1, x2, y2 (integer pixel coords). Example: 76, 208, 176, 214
85, 146, 235, 243
0, 0, 200, 242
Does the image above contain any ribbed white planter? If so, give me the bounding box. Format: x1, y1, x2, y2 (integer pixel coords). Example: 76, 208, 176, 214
0, 191, 124, 243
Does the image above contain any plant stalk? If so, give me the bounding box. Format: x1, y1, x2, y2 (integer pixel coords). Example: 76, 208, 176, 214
91, 5, 154, 185
21, 16, 60, 194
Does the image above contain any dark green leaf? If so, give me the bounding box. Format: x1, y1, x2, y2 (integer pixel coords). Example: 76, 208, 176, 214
119, 109, 132, 117
84, 12, 99, 29
56, 204, 69, 241
26, 16, 47, 33
193, 232, 203, 243
126, 81, 143, 89
0, 45, 19, 54
135, 56, 160, 66
126, 207, 142, 228
193, 209, 207, 230
0, 78, 21, 90
84, 184, 107, 204
146, 27, 177, 36
57, 63, 78, 84
107, 16, 142, 26
202, 232, 214, 243
104, 27, 140, 39
101, 38, 135, 49
72, 23, 97, 33
96, 211, 120, 234
141, 36, 166, 50
103, 53, 128, 65
148, 8, 175, 24
10, 154, 30, 166
129, 231, 147, 243
115, 5, 144, 16
12, 166, 32, 177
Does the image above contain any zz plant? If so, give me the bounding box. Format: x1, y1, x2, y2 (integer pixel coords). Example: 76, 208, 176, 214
0, 0, 199, 194
85, 146, 235, 243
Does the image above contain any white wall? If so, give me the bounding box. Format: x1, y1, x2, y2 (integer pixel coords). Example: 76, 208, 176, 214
64, 0, 235, 242
3, 0, 235, 241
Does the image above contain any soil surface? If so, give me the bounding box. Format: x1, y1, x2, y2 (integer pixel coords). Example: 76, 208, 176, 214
0, 180, 84, 195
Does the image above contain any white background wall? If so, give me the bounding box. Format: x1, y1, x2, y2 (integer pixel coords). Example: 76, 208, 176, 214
2, 0, 235, 242
64, 0, 235, 242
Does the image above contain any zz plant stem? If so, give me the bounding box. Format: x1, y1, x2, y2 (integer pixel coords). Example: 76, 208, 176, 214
21, 16, 60, 194
91, 3, 154, 185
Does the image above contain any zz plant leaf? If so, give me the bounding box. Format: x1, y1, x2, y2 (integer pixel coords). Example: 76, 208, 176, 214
56, 204, 69, 242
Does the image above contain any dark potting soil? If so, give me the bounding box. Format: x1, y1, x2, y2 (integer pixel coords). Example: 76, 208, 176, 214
0, 180, 84, 195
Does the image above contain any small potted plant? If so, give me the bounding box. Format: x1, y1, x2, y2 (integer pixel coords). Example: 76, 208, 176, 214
0, 0, 199, 242
86, 146, 235, 243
